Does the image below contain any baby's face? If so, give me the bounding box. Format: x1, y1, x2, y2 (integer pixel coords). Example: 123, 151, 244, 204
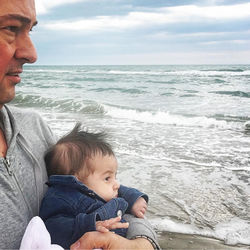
81, 153, 120, 202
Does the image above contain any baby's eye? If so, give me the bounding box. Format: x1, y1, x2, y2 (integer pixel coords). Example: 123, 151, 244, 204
105, 176, 110, 182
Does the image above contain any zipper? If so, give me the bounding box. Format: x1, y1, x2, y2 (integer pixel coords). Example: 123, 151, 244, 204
3, 157, 33, 216
4, 157, 12, 176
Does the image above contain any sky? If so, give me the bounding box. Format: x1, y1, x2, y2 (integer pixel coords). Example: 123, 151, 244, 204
33, 0, 250, 65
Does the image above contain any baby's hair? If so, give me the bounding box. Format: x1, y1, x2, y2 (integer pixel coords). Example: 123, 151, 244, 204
45, 123, 114, 177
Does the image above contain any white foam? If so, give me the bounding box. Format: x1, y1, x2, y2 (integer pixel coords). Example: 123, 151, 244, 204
151, 218, 203, 235
87, 69, 250, 77
169, 158, 222, 167
214, 218, 250, 245
38, 68, 249, 77
103, 105, 237, 129
24, 69, 72, 73
224, 166, 250, 171
150, 217, 250, 246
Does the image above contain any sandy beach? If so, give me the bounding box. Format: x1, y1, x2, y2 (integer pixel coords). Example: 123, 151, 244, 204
158, 232, 250, 250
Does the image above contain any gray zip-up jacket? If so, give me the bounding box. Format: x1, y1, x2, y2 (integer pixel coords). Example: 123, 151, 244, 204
0, 105, 57, 249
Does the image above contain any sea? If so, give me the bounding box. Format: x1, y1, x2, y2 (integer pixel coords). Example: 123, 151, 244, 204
11, 64, 250, 246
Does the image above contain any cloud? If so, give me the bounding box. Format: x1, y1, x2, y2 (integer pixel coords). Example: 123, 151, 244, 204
35, 0, 88, 15
72, 50, 250, 65
40, 2, 250, 32
151, 30, 250, 40
163, 3, 250, 21
201, 39, 250, 45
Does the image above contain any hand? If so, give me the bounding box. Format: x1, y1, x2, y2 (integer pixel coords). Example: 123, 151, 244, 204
131, 197, 147, 218
70, 231, 154, 250
95, 216, 129, 233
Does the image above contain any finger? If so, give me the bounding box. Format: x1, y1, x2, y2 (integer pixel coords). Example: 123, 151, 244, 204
105, 216, 122, 226
136, 211, 144, 218
99, 216, 121, 229
109, 222, 129, 230
96, 227, 108, 233
96, 224, 109, 233
140, 211, 145, 218
70, 240, 82, 250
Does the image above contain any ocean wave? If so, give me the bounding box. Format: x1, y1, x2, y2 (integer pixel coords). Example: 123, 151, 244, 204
161, 92, 173, 96
116, 148, 223, 168
225, 166, 250, 171
81, 77, 116, 82
12, 93, 105, 114
150, 217, 250, 246
244, 121, 250, 130
23, 67, 250, 77
90, 87, 147, 94
171, 70, 250, 77
214, 78, 226, 83
24, 69, 73, 73
103, 105, 240, 129
211, 91, 250, 98
11, 93, 246, 129
202, 68, 244, 72
108, 70, 163, 75
86, 69, 250, 77
180, 94, 197, 97
214, 114, 250, 123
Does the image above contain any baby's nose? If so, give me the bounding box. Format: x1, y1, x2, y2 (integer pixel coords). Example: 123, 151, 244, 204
114, 180, 120, 189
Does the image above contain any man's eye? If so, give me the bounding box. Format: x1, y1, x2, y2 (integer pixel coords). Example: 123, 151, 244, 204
5, 26, 19, 33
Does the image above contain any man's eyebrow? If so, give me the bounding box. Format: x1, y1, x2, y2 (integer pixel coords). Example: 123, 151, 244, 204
0, 14, 38, 27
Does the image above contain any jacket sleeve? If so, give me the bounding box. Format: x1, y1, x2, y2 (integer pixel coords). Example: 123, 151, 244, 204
94, 197, 128, 221
40, 196, 96, 248
118, 185, 149, 214
40, 197, 128, 249
43, 213, 96, 249
124, 214, 161, 250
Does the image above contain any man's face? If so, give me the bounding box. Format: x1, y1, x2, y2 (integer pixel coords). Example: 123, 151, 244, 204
0, 0, 37, 108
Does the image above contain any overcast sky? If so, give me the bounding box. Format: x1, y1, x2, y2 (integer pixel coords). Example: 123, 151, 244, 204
33, 0, 250, 65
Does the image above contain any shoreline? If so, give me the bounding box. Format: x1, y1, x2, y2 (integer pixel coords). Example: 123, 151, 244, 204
158, 231, 250, 250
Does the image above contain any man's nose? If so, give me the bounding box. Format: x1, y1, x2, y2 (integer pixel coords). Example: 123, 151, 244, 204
14, 34, 37, 64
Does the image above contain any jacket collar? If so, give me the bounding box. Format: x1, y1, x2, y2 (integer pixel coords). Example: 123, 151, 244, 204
0, 105, 20, 153
47, 175, 106, 202
48, 175, 85, 187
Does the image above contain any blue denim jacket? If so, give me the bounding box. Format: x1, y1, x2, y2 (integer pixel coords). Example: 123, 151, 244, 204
39, 175, 148, 249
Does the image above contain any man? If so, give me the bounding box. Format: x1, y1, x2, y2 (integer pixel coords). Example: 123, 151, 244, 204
0, 2, 57, 249
0, 0, 158, 249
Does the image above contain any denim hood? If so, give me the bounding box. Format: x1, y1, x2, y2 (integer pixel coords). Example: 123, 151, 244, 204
47, 175, 107, 203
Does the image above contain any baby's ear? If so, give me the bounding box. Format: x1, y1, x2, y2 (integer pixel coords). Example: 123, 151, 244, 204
19, 216, 64, 250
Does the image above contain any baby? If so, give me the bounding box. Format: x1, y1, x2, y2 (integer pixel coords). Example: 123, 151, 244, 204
39, 123, 148, 249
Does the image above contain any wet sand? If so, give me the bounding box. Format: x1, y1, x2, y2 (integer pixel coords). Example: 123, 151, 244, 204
158, 231, 250, 250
